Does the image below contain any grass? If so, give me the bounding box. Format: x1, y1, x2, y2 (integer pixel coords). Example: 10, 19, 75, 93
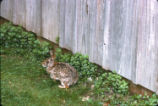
1, 49, 101, 106
1, 48, 158, 106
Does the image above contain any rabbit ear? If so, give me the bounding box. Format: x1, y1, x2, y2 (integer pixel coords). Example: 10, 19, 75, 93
50, 50, 53, 56
50, 50, 56, 59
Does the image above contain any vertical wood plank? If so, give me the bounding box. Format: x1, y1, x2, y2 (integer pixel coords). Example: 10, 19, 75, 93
77, 0, 89, 54
93, 0, 105, 65
0, 0, 14, 21
25, 0, 42, 35
63, 0, 76, 50
136, 0, 158, 92
12, 0, 26, 27
42, 0, 59, 42
59, 0, 66, 48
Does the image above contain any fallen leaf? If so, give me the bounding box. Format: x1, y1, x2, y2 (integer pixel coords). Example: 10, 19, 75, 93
82, 96, 90, 101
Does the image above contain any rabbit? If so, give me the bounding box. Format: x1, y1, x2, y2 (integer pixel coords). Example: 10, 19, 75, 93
42, 50, 79, 88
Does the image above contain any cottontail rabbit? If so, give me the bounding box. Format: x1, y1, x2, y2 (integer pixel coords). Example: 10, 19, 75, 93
42, 50, 79, 88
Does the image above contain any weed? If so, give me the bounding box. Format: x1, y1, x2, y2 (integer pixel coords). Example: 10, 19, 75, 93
0, 22, 52, 60
55, 48, 98, 78
94, 71, 129, 95
55, 36, 60, 44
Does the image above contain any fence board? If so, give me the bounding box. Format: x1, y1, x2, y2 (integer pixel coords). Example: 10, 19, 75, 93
0, 0, 14, 21
136, 0, 158, 92
12, 0, 26, 27
25, 0, 42, 35
42, 0, 59, 42
59, 0, 66, 48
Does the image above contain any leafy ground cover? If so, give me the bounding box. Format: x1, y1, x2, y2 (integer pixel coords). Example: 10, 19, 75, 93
1, 22, 158, 106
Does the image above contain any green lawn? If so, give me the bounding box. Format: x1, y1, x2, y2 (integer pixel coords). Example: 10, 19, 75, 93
1, 48, 158, 106
1, 50, 100, 106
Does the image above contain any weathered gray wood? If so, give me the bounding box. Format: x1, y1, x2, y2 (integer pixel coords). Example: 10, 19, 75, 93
103, 0, 138, 81
42, 0, 59, 42
93, 0, 105, 65
0, 0, 157, 93
12, 0, 26, 27
76, 0, 89, 55
25, 0, 42, 35
0, 0, 14, 21
64, 0, 76, 50
59, 0, 66, 48
135, 0, 158, 92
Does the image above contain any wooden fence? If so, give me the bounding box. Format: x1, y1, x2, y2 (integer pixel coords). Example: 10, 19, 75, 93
1, 0, 158, 93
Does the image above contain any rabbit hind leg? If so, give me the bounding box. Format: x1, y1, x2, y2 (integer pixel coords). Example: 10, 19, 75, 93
63, 81, 69, 88
58, 81, 69, 88
58, 85, 65, 88
58, 81, 65, 88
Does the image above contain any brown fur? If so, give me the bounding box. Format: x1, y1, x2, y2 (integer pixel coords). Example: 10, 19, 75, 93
42, 50, 79, 88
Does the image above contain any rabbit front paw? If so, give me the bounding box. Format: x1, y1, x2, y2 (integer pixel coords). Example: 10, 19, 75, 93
58, 82, 69, 89
58, 85, 65, 88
